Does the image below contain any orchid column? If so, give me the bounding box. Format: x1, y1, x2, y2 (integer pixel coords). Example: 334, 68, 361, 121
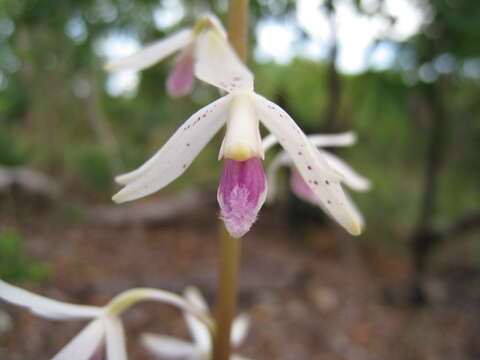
213, 1, 251, 360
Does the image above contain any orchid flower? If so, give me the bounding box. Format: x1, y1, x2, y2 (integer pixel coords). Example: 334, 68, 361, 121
112, 88, 364, 237
105, 14, 252, 97
0, 280, 212, 360
263, 131, 371, 226
142, 287, 251, 360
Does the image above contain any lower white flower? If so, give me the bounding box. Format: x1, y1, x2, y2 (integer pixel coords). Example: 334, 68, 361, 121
142, 286, 251, 360
264, 132, 371, 227
0, 280, 212, 360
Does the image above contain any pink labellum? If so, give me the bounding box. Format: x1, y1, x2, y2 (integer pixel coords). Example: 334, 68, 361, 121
89, 343, 106, 360
290, 168, 317, 205
217, 158, 267, 238
166, 48, 195, 97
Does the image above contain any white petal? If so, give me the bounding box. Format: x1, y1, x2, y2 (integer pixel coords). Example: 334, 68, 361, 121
262, 132, 356, 153
254, 94, 363, 235
105, 29, 193, 72
113, 94, 232, 202
0, 280, 102, 320
52, 319, 105, 360
265, 151, 290, 203
105, 316, 127, 360
142, 333, 199, 358
307, 132, 356, 148
194, 29, 253, 93
230, 313, 250, 347
184, 312, 211, 351
320, 150, 371, 192
182, 287, 211, 350
219, 94, 263, 161
184, 287, 209, 312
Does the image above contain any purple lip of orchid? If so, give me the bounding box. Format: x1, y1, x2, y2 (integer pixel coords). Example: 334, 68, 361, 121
166, 48, 195, 97
289, 167, 317, 205
217, 157, 267, 238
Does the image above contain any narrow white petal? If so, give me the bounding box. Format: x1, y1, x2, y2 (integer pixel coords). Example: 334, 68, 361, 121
261, 134, 278, 153
320, 150, 371, 192
105, 316, 127, 360
265, 152, 290, 203
52, 319, 105, 360
184, 287, 209, 312
184, 312, 211, 351
142, 333, 198, 358
307, 132, 356, 148
113, 95, 232, 202
230, 314, 250, 347
219, 94, 263, 161
0, 280, 102, 320
204, 13, 227, 39
194, 29, 253, 93
263, 132, 356, 153
105, 29, 193, 72
254, 94, 363, 235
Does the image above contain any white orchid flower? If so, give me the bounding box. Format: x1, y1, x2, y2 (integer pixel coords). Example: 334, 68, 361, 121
263, 131, 371, 226
112, 88, 364, 237
105, 14, 253, 97
142, 286, 251, 360
0, 280, 212, 360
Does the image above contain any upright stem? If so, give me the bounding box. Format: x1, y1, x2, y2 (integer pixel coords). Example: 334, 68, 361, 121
213, 226, 242, 360
213, 1, 249, 359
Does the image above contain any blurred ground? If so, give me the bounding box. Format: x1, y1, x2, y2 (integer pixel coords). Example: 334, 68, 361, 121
1, 194, 479, 360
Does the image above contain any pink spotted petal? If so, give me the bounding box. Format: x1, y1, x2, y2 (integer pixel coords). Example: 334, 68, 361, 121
290, 168, 317, 205
217, 158, 267, 238
166, 48, 195, 97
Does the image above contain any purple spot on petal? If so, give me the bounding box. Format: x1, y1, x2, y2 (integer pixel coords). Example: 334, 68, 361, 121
325, 180, 330, 185
218, 158, 267, 238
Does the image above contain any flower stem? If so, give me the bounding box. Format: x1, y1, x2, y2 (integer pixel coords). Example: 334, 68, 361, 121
213, 225, 242, 360
213, 2, 249, 359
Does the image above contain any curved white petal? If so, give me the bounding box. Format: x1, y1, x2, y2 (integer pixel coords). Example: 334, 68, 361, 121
184, 287, 209, 312
219, 94, 263, 161
52, 319, 105, 360
265, 152, 290, 203
307, 132, 356, 148
320, 150, 371, 192
254, 94, 363, 235
0, 280, 102, 320
105, 316, 127, 360
184, 312, 211, 351
182, 287, 211, 350
113, 95, 232, 202
204, 13, 227, 39
142, 333, 199, 358
194, 29, 253, 93
105, 29, 193, 72
262, 132, 356, 153
231, 313, 250, 347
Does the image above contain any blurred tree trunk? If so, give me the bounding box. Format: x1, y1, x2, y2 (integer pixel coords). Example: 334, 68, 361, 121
409, 83, 447, 305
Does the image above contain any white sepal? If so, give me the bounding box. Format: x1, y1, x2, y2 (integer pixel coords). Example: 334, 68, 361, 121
0, 279, 102, 320
105, 29, 193, 72
113, 94, 232, 202
142, 333, 199, 358
105, 316, 127, 360
51, 319, 105, 360
219, 93, 263, 161
308, 132, 356, 148
265, 151, 290, 203
194, 30, 253, 93
254, 94, 363, 236
231, 313, 250, 347
320, 150, 371, 192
